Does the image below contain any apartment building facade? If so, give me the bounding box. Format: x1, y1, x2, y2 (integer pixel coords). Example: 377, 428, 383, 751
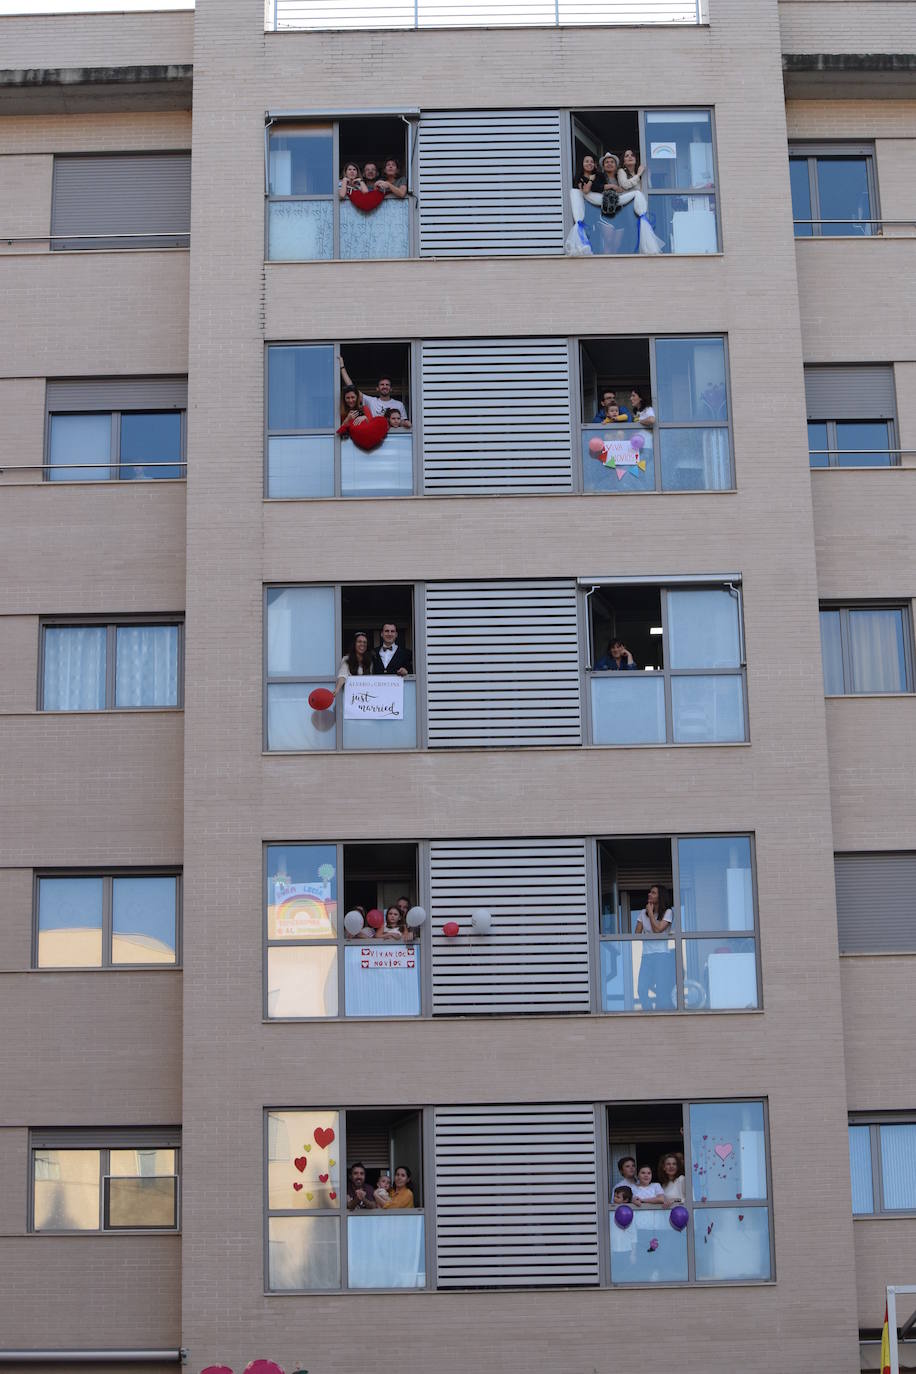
1, 0, 914, 1370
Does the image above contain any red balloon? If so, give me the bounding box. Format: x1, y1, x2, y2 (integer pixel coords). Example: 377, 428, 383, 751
588, 436, 605, 456
443, 921, 460, 938
308, 687, 334, 711
366, 908, 384, 929
243, 1362, 285, 1374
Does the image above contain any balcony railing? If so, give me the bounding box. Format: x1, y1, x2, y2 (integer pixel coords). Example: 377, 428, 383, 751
794, 218, 916, 238
270, 0, 702, 31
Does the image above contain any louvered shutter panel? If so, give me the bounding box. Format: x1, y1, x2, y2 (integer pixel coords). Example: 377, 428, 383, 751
429, 839, 590, 1014
418, 111, 564, 257
46, 377, 187, 411
424, 580, 582, 748
51, 153, 191, 251
434, 1105, 600, 1288
274, 1, 699, 28
420, 339, 573, 493
835, 853, 916, 953
804, 366, 896, 420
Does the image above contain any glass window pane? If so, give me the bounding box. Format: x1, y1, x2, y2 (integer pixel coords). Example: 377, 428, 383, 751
266, 586, 336, 678
115, 625, 179, 707
340, 196, 410, 260
629, 938, 678, 1011
820, 609, 845, 694
671, 675, 745, 743
267, 683, 338, 750
267, 435, 335, 498
835, 421, 893, 468
348, 1214, 426, 1288
689, 1101, 767, 1202
649, 194, 718, 254
578, 195, 641, 257
341, 430, 414, 497
848, 609, 908, 693
37, 876, 104, 967
610, 1208, 687, 1284
659, 428, 730, 491
268, 201, 333, 261
43, 625, 106, 711
110, 1148, 175, 1177
655, 339, 728, 423
693, 1206, 771, 1280
668, 595, 739, 669
345, 943, 420, 1016
808, 420, 829, 468
48, 413, 111, 482
106, 1175, 176, 1228
268, 125, 334, 196
591, 674, 666, 745
678, 836, 754, 932
879, 1124, 916, 1210
112, 877, 177, 964
600, 940, 639, 1012
33, 1150, 100, 1230
267, 946, 338, 1017
267, 1111, 340, 1210
267, 345, 336, 432
848, 1126, 874, 1215
645, 111, 715, 189
789, 158, 812, 236
119, 413, 182, 480
268, 1216, 340, 1291
582, 427, 655, 493
267, 844, 337, 940
816, 157, 872, 236
342, 679, 418, 751
682, 938, 758, 1010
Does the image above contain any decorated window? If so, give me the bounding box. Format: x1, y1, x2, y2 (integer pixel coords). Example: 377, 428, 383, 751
265, 843, 423, 1018
31, 1132, 180, 1232
608, 1100, 772, 1284
849, 1119, 916, 1216
35, 872, 179, 968
266, 1109, 426, 1292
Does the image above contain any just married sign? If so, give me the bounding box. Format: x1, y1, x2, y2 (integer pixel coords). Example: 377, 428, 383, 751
343, 676, 404, 720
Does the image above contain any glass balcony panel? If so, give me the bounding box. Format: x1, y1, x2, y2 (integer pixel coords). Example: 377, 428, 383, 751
693, 1206, 771, 1280
37, 876, 104, 967
591, 673, 665, 745
649, 194, 718, 254
689, 1101, 767, 1202
582, 426, 654, 492
677, 836, 754, 932
269, 200, 333, 260
808, 420, 829, 468
681, 938, 758, 1010
342, 679, 417, 750
267, 1111, 341, 1209
268, 435, 335, 498
341, 430, 413, 496
347, 1214, 426, 1288
266, 586, 337, 677
600, 939, 676, 1011
345, 943, 420, 1016
835, 421, 893, 468
579, 197, 640, 256
659, 427, 730, 490
119, 412, 183, 480
266, 945, 338, 1017
267, 844, 338, 940
848, 1126, 874, 1215
339, 197, 409, 260
610, 1208, 687, 1284
267, 683, 338, 750
268, 1216, 340, 1290
671, 675, 745, 743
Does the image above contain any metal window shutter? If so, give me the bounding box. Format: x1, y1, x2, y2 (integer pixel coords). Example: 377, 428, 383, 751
418, 111, 564, 257
434, 1104, 600, 1288
804, 366, 896, 420
424, 580, 582, 748
51, 153, 191, 251
429, 839, 590, 1014
31, 1127, 182, 1149
420, 339, 573, 493
46, 377, 188, 412
835, 853, 916, 953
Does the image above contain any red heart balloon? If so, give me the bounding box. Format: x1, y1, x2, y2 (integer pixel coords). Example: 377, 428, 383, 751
308, 687, 334, 711
293, 1182, 303, 1192
319, 1172, 329, 1183
348, 187, 385, 212
313, 1126, 335, 1149
342, 413, 389, 453
293, 1156, 307, 1173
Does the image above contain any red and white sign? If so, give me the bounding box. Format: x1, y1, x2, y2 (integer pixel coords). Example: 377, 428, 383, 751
359, 944, 417, 970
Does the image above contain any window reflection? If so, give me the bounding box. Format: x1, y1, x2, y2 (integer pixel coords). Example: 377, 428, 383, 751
111, 877, 177, 964
33, 1150, 100, 1231
37, 877, 104, 967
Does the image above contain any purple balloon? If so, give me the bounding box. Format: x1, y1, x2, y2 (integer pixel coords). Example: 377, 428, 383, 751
629, 431, 646, 451
669, 1205, 689, 1232
613, 1204, 634, 1230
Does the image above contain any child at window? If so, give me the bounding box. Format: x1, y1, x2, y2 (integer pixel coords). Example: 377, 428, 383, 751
632, 1165, 666, 1208
374, 1171, 391, 1206
612, 1184, 633, 1207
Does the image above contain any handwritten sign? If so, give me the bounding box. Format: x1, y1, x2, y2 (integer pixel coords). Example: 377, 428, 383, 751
271, 880, 335, 938
601, 440, 640, 467
359, 944, 417, 970
343, 676, 403, 720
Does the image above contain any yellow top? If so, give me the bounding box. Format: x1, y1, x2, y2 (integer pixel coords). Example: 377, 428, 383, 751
382, 1187, 415, 1210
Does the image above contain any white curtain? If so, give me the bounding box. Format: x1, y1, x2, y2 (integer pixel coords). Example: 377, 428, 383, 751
347, 1214, 425, 1288
340, 197, 410, 260
849, 610, 906, 692
43, 626, 106, 710
115, 626, 179, 707
880, 1124, 916, 1209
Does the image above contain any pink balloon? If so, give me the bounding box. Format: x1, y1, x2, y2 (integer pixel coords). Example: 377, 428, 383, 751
629, 431, 646, 451
588, 436, 605, 456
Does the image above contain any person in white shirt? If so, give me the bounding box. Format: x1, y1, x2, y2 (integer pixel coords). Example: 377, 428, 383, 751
629, 388, 656, 428
339, 357, 411, 428
615, 1155, 639, 1192
658, 1152, 687, 1206
634, 884, 675, 1011
632, 1165, 666, 1208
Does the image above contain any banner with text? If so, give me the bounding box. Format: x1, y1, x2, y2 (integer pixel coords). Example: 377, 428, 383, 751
343, 676, 404, 720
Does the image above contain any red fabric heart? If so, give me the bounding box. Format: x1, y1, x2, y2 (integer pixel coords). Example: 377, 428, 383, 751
319, 1173, 329, 1183
348, 186, 385, 212
313, 1126, 335, 1149
339, 411, 389, 453
293, 1156, 307, 1173
293, 1182, 303, 1192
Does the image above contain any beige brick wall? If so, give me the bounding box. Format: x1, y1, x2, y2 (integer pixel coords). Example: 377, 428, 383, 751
842, 959, 916, 1108
779, 0, 916, 54
796, 240, 916, 361
826, 698, 916, 849
0, 10, 193, 72
0, 378, 46, 481
854, 1217, 916, 1329
0, 152, 51, 251
0, 109, 191, 157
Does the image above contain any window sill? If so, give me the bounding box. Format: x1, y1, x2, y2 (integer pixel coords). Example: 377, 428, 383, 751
262, 1007, 764, 1024
824, 692, 914, 700
263, 740, 752, 758
265, 1277, 776, 1298
22, 965, 181, 974
839, 950, 916, 960
265, 252, 725, 266
853, 1212, 916, 1221
264, 488, 738, 504
23, 1229, 180, 1238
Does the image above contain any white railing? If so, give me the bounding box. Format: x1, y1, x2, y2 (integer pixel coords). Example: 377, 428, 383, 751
270, 0, 701, 31
885, 1285, 916, 1374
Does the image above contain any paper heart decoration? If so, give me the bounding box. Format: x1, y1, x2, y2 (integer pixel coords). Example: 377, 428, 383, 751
313, 1126, 335, 1149
738, 1214, 744, 1221
305, 1191, 314, 1201
328, 1157, 336, 1167
293, 1182, 303, 1192
293, 1156, 307, 1173
714, 1143, 733, 1162
736, 1192, 742, 1200
329, 1190, 337, 1200
319, 1173, 329, 1183
303, 1144, 312, 1152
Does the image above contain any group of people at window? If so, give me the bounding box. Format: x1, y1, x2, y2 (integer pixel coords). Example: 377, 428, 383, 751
570, 148, 665, 255
592, 386, 655, 428
613, 1152, 686, 1209
338, 157, 408, 204
338, 356, 411, 448
345, 896, 417, 943
347, 1161, 415, 1210
336, 622, 413, 693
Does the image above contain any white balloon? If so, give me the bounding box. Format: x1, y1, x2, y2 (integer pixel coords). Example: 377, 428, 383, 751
406, 905, 427, 928
343, 910, 365, 935
470, 908, 492, 934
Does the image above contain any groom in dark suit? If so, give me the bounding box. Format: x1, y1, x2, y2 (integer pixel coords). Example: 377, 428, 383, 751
374, 621, 413, 677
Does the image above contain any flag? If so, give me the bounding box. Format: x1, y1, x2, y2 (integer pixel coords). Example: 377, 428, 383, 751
881, 1299, 892, 1374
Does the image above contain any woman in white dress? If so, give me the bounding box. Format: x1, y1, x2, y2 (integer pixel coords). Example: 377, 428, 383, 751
617, 147, 665, 255
658, 1152, 687, 1207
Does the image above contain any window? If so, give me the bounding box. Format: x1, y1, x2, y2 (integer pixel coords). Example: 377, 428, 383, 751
819, 605, 913, 695
31, 1131, 180, 1231
266, 342, 413, 497
45, 379, 187, 482
267, 117, 411, 261
265, 843, 422, 1018
804, 365, 898, 468
587, 582, 747, 744
41, 620, 183, 711
570, 109, 719, 256
51, 153, 191, 251
849, 1120, 916, 1216
581, 336, 731, 493
598, 836, 759, 1012
35, 872, 179, 968
266, 1109, 426, 1291
265, 585, 417, 750
270, 2, 703, 32
790, 144, 877, 237
834, 853, 916, 954
608, 1101, 772, 1284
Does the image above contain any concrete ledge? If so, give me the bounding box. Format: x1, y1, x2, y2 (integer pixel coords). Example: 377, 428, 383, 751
0, 63, 192, 114
783, 51, 916, 97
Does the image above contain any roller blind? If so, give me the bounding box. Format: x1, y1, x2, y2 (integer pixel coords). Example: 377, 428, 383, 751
835, 853, 916, 953
429, 838, 590, 1014
424, 580, 582, 748
418, 111, 564, 257
804, 366, 896, 420
46, 377, 187, 412
51, 153, 191, 251
420, 339, 573, 493
434, 1104, 600, 1288
31, 1127, 182, 1149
